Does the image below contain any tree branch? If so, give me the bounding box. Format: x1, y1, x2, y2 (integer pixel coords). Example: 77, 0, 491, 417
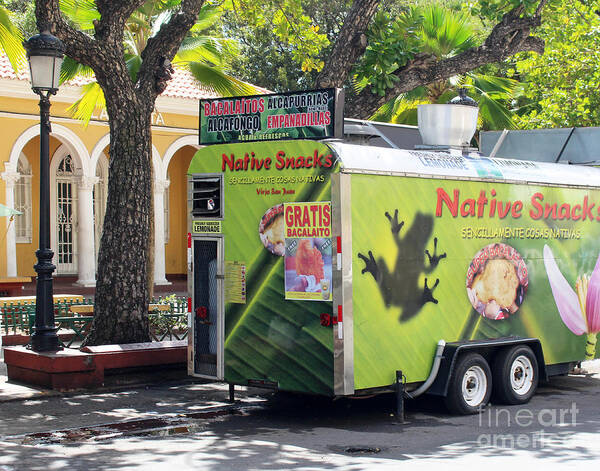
94, 0, 146, 43
346, 2, 546, 118
34, 0, 142, 103
315, 0, 380, 88
34, 0, 99, 66
136, 0, 205, 106
96, 0, 145, 19
85, 1, 147, 96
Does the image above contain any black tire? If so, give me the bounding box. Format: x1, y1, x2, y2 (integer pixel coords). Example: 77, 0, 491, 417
444, 352, 492, 415
492, 345, 538, 405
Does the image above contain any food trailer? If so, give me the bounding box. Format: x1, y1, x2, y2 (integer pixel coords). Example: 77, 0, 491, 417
187, 91, 600, 414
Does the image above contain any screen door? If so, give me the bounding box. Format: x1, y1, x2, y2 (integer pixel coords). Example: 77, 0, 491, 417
193, 238, 223, 379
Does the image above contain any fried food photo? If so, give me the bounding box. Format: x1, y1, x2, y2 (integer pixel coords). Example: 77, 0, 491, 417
466, 243, 528, 320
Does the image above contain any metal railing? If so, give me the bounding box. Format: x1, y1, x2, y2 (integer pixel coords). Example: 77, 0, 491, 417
0, 297, 188, 346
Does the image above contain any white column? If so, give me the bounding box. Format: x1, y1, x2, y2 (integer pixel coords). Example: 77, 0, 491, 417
154, 179, 171, 285
75, 175, 98, 287
1, 164, 19, 277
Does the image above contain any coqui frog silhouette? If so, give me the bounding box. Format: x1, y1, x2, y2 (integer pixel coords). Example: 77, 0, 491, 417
358, 209, 446, 322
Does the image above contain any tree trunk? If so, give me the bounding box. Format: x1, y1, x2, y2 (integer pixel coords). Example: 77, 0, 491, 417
82, 100, 153, 346
35, 0, 206, 346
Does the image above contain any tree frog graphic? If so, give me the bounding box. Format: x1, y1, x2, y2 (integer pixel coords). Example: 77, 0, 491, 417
358, 209, 446, 322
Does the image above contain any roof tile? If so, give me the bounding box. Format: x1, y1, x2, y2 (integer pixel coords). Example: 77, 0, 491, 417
0, 53, 260, 100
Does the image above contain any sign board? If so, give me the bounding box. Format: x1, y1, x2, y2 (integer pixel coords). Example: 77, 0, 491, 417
225, 261, 246, 304
199, 88, 344, 145
192, 220, 222, 234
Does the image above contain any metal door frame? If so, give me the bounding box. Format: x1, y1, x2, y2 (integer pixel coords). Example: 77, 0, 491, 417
188, 235, 225, 380
332, 172, 355, 395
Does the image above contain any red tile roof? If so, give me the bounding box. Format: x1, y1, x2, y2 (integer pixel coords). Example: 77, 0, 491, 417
0, 53, 264, 100
0, 53, 27, 81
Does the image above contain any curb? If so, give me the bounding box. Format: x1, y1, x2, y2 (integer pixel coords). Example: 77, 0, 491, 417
0, 375, 210, 403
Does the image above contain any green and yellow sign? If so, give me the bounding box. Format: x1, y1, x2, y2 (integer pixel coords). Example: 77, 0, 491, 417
192, 220, 221, 234
199, 89, 344, 145
351, 175, 600, 389
189, 140, 336, 395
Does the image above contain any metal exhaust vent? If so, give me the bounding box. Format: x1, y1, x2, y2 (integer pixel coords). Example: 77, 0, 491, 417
417, 89, 479, 147
190, 175, 223, 218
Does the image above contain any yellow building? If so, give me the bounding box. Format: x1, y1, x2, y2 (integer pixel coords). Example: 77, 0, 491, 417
0, 53, 217, 286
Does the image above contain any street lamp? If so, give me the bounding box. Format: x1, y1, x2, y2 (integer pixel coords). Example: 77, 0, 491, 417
24, 31, 65, 352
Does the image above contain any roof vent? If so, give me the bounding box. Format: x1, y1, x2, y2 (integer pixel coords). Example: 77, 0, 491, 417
417, 89, 479, 147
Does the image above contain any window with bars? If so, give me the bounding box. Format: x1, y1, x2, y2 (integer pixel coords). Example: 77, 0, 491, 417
15, 158, 32, 243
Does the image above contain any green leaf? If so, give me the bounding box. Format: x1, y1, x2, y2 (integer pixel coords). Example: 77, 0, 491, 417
67, 81, 105, 127
59, 0, 100, 31
0, 6, 25, 73
188, 62, 259, 96
60, 56, 93, 84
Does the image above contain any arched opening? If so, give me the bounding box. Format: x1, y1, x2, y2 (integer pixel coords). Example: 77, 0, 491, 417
8, 124, 91, 278
165, 144, 198, 277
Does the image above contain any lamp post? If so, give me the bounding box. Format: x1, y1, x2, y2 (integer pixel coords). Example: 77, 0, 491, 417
24, 31, 65, 352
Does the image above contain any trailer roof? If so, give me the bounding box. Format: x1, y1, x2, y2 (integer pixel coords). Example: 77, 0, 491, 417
327, 141, 600, 188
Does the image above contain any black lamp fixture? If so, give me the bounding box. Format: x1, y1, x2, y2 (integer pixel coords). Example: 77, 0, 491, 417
23, 31, 65, 352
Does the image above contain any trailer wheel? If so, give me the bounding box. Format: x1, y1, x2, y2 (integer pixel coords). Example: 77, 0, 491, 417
492, 345, 538, 405
444, 353, 492, 415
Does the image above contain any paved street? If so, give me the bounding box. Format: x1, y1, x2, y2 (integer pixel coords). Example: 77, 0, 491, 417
1, 360, 600, 470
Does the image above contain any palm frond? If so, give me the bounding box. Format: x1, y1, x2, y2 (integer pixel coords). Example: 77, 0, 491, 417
128, 12, 151, 32
176, 38, 225, 66
351, 74, 369, 94
59, 0, 100, 31
123, 29, 140, 57
390, 98, 429, 125
0, 6, 25, 73
67, 81, 105, 126
391, 106, 419, 126
60, 56, 94, 84
470, 73, 521, 98
420, 5, 475, 58
477, 95, 518, 130
464, 84, 518, 130
188, 62, 259, 96
189, 5, 222, 32
125, 53, 142, 82
370, 97, 398, 122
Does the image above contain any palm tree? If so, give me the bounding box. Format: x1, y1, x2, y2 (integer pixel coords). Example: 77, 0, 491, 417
368, 5, 520, 131
59, 0, 258, 123
0, 5, 25, 73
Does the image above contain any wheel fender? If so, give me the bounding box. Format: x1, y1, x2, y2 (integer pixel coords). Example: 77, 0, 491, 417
427, 337, 547, 397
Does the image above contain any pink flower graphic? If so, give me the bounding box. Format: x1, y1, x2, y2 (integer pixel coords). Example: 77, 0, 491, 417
543, 245, 600, 360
